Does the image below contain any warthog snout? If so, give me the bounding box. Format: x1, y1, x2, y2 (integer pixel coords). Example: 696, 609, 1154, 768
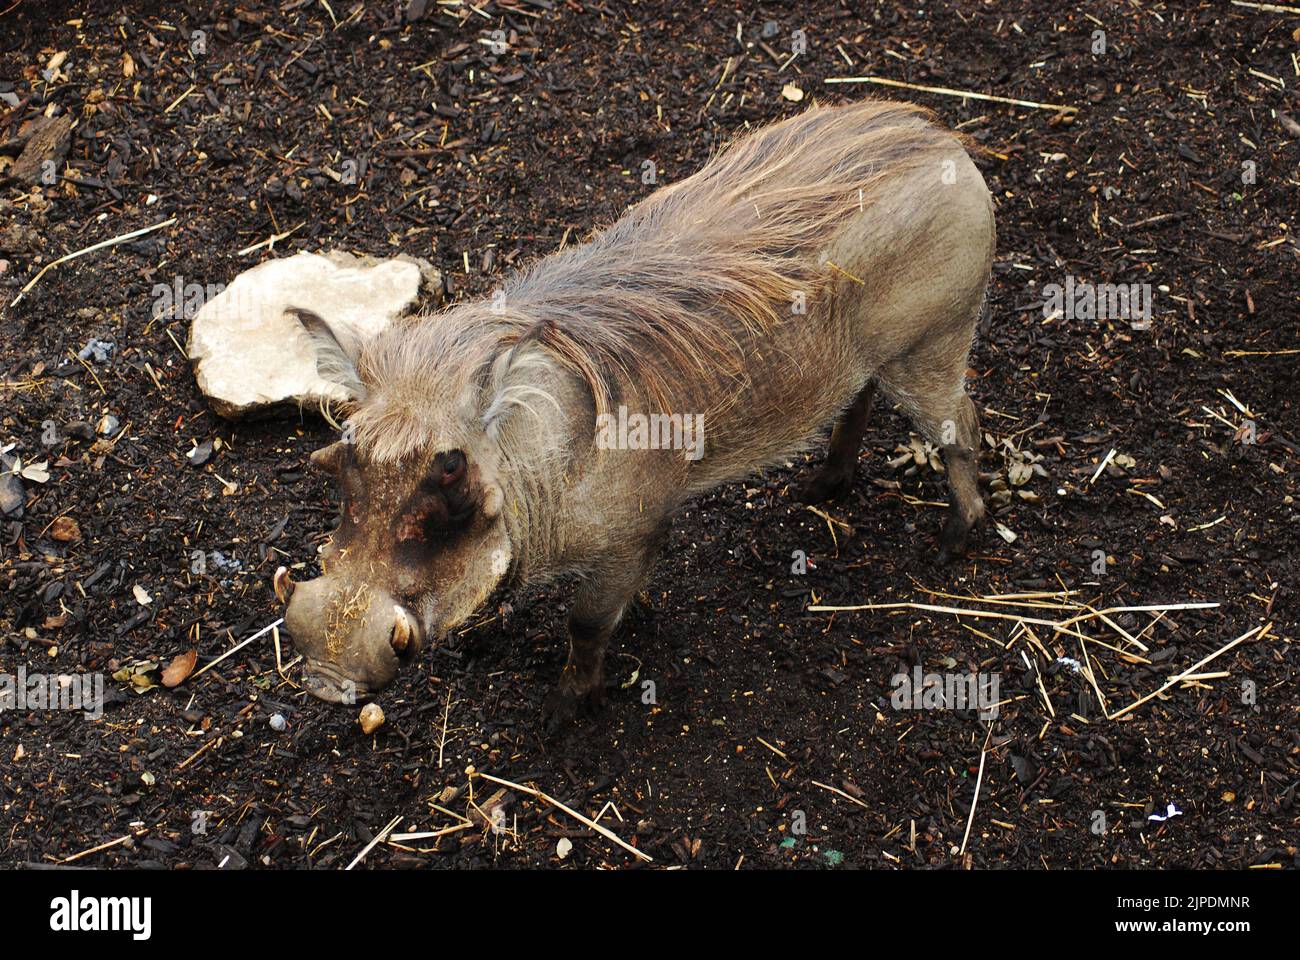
277, 565, 424, 703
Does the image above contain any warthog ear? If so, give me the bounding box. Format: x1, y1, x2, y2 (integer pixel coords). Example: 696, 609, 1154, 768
479, 337, 561, 441
288, 307, 366, 401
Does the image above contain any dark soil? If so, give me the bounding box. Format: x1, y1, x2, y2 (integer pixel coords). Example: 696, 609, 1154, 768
1, 0, 1297, 870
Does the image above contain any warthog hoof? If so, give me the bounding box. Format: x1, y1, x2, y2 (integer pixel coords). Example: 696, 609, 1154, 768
937, 512, 982, 565
541, 679, 605, 735
625, 590, 654, 624
798, 468, 856, 505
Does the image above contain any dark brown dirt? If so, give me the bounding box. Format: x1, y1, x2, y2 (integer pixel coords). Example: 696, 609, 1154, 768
0, 0, 1297, 870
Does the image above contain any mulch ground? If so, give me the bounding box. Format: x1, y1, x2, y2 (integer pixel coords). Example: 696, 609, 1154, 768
0, 0, 1297, 869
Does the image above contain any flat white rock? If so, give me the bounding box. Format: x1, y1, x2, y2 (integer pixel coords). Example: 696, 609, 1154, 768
188, 250, 441, 418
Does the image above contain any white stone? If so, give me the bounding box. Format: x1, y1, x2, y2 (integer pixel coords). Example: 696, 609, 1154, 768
187, 250, 441, 418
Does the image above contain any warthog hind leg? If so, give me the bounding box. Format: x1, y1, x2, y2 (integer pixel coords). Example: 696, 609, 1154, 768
933, 392, 984, 562
878, 341, 985, 563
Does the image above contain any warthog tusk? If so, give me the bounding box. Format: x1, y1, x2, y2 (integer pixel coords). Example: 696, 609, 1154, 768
391, 605, 414, 654
273, 566, 296, 604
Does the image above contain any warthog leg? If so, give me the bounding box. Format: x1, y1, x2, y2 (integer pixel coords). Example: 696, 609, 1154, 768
542, 521, 670, 733
542, 612, 612, 734
876, 332, 986, 562
799, 380, 876, 504
933, 392, 984, 561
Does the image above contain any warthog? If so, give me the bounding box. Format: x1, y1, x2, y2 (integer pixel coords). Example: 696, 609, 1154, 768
276, 99, 995, 729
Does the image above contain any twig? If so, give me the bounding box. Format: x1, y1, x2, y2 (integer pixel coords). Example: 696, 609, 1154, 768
810, 779, 871, 811
1077, 636, 1111, 715
346, 814, 402, 870
176, 737, 220, 771
1069, 627, 1151, 663
982, 590, 1078, 600
389, 823, 475, 843
437, 685, 453, 769
59, 834, 133, 863
11, 217, 177, 307
271, 624, 301, 685
68, 349, 106, 395
1030, 651, 1055, 718
1079, 604, 1151, 653
430, 802, 473, 826
810, 600, 1066, 626
959, 725, 994, 857
825, 75, 1078, 113
163, 84, 196, 113
806, 504, 852, 548
1109, 624, 1269, 720
236, 221, 304, 256
929, 589, 1085, 611
1230, 0, 1300, 13
811, 599, 1216, 628
1055, 602, 1218, 628
474, 772, 652, 862
1089, 447, 1116, 484
191, 618, 283, 681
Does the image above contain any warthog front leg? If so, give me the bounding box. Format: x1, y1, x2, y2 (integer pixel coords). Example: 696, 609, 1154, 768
542, 609, 615, 734
542, 526, 668, 733
800, 380, 875, 504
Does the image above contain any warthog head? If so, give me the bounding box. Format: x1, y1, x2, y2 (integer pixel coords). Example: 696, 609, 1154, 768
277, 308, 520, 704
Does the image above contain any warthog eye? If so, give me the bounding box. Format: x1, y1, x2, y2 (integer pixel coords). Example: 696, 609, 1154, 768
440, 450, 466, 486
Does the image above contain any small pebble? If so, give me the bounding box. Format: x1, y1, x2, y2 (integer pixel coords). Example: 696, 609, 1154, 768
65, 420, 95, 441
78, 338, 115, 363
358, 702, 385, 735
0, 471, 25, 519
188, 438, 215, 467
49, 516, 81, 542
269, 713, 287, 732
